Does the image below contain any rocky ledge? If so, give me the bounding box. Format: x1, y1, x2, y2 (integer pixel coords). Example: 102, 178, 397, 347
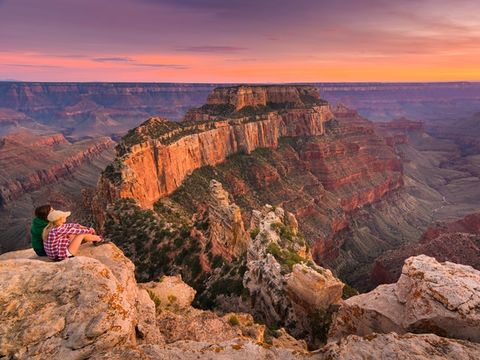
1, 245, 479, 359
329, 255, 480, 343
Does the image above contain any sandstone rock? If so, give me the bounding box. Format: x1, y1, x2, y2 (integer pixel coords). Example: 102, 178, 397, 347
208, 179, 249, 258
205, 85, 323, 111
329, 255, 480, 343
91, 339, 316, 360
135, 289, 164, 346
285, 264, 344, 311
322, 332, 480, 360
0, 244, 138, 359
93, 86, 334, 220
139, 275, 196, 310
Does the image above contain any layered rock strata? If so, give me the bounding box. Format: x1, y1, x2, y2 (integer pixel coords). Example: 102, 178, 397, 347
372, 213, 480, 285
94, 86, 333, 222
206, 85, 324, 111
208, 180, 249, 259
0, 131, 114, 208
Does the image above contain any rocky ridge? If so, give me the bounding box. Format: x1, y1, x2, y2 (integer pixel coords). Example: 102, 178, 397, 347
1, 242, 480, 359
0, 131, 114, 208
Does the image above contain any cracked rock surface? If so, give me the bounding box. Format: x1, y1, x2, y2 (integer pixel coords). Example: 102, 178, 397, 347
329, 255, 480, 342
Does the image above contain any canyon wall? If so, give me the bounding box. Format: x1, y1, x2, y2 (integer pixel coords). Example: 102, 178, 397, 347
95, 86, 333, 214
0, 132, 114, 208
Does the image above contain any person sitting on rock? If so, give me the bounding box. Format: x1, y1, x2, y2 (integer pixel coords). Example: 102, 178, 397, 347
31, 204, 53, 257
42, 209, 104, 260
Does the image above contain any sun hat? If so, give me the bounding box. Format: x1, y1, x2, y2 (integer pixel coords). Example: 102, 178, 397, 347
47, 210, 71, 222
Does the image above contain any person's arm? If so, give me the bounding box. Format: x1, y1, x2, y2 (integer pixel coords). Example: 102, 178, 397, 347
64, 223, 95, 236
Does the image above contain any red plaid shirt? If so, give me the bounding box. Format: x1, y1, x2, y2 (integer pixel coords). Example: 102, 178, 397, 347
44, 223, 94, 260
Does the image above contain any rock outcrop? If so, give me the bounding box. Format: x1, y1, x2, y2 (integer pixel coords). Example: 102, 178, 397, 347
244, 205, 344, 346
329, 255, 480, 343
94, 85, 333, 221
0, 244, 139, 359
208, 180, 249, 259
372, 213, 480, 285
204, 85, 325, 111
2, 236, 480, 359
0, 243, 312, 359
322, 332, 480, 360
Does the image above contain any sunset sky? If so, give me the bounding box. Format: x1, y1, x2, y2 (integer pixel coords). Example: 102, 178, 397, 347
1, 0, 479, 82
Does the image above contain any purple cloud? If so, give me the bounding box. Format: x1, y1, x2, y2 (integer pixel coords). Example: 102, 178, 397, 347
176, 46, 247, 53
92, 57, 133, 63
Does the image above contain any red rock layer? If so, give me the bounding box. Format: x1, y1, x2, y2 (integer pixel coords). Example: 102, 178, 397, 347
371, 213, 480, 285
206, 85, 321, 110
0, 132, 114, 207
95, 103, 333, 212
300, 109, 403, 214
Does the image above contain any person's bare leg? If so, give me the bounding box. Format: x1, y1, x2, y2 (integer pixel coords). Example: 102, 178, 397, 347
68, 234, 101, 255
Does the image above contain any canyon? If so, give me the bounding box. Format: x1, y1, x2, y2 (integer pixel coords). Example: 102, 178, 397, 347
1, 82, 480, 359
94, 85, 480, 298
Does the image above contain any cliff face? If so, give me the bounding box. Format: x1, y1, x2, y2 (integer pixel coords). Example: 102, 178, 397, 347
94, 86, 333, 214
206, 85, 323, 110
0, 131, 114, 208
0, 82, 219, 138
208, 180, 249, 259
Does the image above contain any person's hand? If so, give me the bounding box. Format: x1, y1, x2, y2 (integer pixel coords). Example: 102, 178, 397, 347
92, 235, 102, 242
90, 228, 96, 234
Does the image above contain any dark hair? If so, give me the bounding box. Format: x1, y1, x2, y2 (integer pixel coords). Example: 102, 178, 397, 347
35, 204, 52, 221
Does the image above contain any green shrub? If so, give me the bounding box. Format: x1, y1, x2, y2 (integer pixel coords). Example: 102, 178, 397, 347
212, 255, 224, 268
250, 227, 260, 239
228, 315, 240, 326
147, 290, 162, 313
342, 284, 359, 299
267, 242, 304, 272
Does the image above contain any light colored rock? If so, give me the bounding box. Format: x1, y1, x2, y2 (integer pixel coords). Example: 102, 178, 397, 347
322, 332, 480, 360
91, 339, 317, 360
285, 264, 343, 311
0, 243, 313, 360
329, 255, 480, 343
396, 255, 480, 341
0, 244, 137, 360
244, 205, 343, 346
139, 275, 196, 310
135, 289, 164, 346
208, 179, 249, 258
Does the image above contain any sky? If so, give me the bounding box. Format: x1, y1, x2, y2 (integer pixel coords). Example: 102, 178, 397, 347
0, 0, 479, 82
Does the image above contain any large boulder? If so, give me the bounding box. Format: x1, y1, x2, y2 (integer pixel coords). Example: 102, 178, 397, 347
322, 332, 480, 360
0, 244, 139, 359
329, 255, 480, 343
139, 275, 196, 310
